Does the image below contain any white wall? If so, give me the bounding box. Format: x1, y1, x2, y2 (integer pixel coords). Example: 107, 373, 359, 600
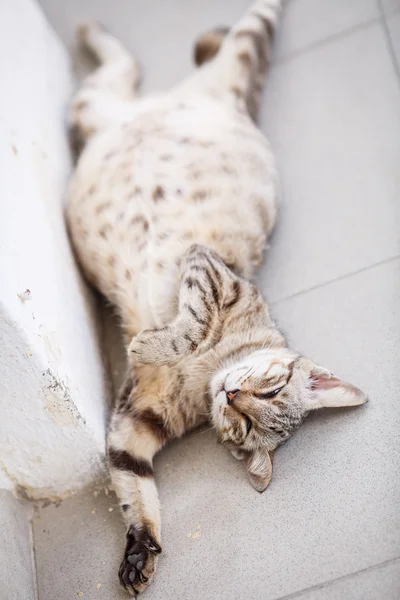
0, 0, 110, 499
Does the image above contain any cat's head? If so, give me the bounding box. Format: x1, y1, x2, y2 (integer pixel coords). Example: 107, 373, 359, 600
210, 347, 367, 492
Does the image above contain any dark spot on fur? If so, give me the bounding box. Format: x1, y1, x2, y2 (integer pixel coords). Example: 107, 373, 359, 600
75, 99, 88, 111
130, 214, 143, 226
157, 231, 170, 242
108, 448, 153, 477
96, 201, 111, 214
191, 189, 207, 202
199, 140, 215, 148
204, 269, 220, 306
224, 280, 241, 309
125, 269, 132, 281
99, 225, 111, 238
185, 304, 207, 326
257, 13, 275, 38
122, 504, 130, 512
87, 184, 97, 195
231, 84, 244, 98
190, 170, 202, 180
68, 124, 85, 160
184, 333, 197, 351
136, 409, 169, 444
116, 374, 136, 412
194, 27, 229, 67
238, 50, 253, 67
152, 185, 165, 202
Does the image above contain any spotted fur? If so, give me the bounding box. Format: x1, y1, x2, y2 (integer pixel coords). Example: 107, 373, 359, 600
66, 2, 367, 595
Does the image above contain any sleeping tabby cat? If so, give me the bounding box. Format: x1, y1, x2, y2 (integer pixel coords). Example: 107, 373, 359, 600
66, 0, 367, 594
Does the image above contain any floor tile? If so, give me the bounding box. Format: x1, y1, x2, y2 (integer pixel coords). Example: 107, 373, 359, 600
387, 12, 400, 65
274, 0, 379, 59
259, 23, 400, 301
381, 0, 400, 16
34, 259, 400, 600
33, 488, 128, 600
292, 558, 400, 600
0, 491, 36, 600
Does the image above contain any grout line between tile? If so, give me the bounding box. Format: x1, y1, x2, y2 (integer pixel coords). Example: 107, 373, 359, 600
272, 18, 380, 67
272, 556, 400, 600
378, 0, 400, 88
29, 509, 40, 600
269, 254, 400, 306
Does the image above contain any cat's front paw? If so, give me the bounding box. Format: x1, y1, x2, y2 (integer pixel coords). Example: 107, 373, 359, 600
119, 527, 161, 596
128, 329, 175, 366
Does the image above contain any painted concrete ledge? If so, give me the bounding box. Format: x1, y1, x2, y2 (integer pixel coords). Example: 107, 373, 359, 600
0, 0, 110, 499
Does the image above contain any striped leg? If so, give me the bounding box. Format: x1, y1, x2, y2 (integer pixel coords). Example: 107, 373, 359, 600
107, 377, 167, 595
128, 244, 240, 366
190, 0, 283, 122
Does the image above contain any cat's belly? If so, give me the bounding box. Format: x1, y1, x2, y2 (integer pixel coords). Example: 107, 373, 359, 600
66, 95, 278, 334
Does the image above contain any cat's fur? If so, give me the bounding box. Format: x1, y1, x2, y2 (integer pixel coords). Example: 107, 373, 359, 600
66, 1, 367, 595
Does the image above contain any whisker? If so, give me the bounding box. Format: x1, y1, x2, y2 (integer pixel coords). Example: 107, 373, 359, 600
239, 366, 252, 383
195, 425, 215, 435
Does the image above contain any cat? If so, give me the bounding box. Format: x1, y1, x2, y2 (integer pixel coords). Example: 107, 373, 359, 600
66, 1, 367, 595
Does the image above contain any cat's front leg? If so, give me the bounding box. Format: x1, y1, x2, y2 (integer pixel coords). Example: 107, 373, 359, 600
129, 244, 238, 365
108, 377, 168, 595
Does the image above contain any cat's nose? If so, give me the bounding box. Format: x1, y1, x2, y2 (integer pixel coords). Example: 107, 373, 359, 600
226, 389, 239, 405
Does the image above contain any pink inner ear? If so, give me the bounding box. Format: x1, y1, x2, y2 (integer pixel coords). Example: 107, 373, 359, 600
310, 374, 341, 391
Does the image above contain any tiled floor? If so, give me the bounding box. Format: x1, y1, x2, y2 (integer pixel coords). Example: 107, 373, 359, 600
35, 1, 400, 599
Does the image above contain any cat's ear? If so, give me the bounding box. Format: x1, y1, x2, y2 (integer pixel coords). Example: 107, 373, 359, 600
306, 363, 367, 410
244, 449, 273, 493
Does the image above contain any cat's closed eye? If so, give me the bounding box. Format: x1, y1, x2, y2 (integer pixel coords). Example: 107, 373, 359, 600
254, 387, 283, 400
244, 414, 252, 434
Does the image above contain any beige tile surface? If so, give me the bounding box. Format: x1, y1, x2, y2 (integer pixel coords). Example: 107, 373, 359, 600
274, 0, 379, 59
33, 489, 127, 600
0, 491, 36, 600
381, 0, 400, 16
292, 558, 400, 600
259, 23, 400, 301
